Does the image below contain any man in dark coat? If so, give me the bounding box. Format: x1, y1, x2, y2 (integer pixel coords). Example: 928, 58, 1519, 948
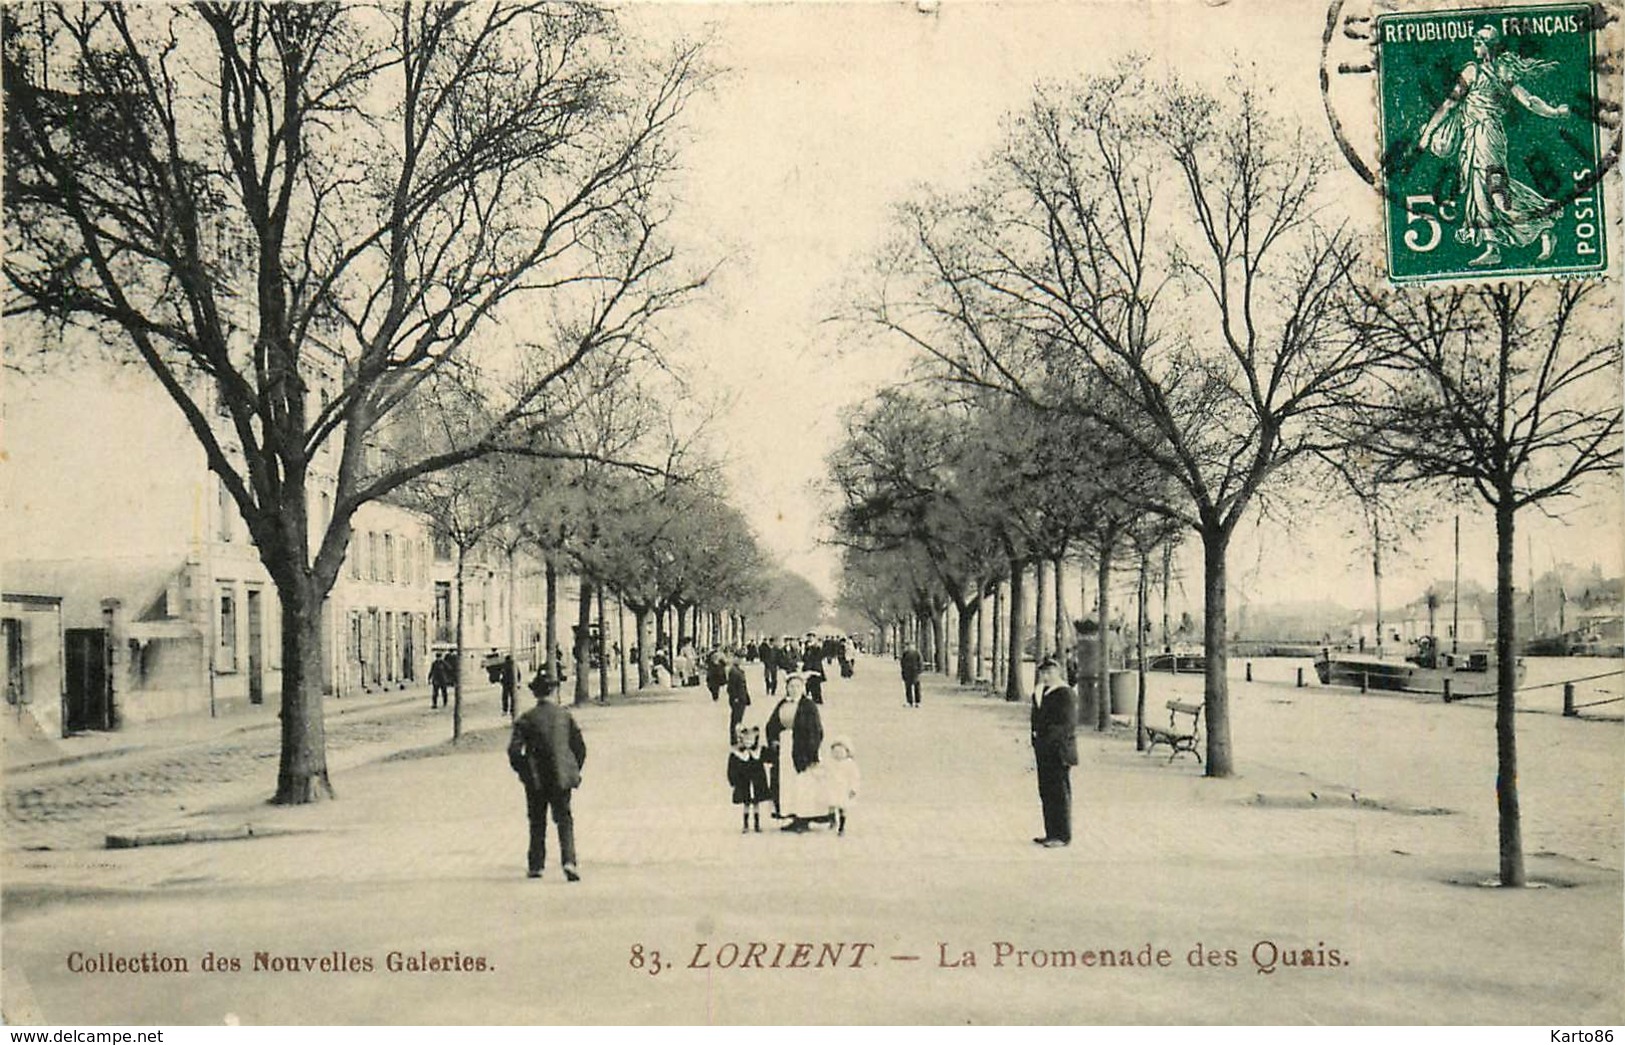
499, 655, 517, 717
899, 644, 923, 708
761, 640, 780, 696
726, 652, 751, 742
705, 649, 728, 702
1031, 657, 1079, 848
508, 673, 587, 880
428, 653, 450, 709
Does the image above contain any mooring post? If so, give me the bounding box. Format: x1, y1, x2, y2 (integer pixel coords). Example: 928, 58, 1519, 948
1563, 682, 1577, 717
1442, 678, 1452, 704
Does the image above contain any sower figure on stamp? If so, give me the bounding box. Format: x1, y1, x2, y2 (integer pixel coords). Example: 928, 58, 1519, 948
508, 672, 587, 881
1417, 25, 1571, 267
1030, 657, 1078, 848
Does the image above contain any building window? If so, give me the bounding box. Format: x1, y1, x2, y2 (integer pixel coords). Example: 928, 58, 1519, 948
217, 478, 234, 542
433, 532, 452, 561
218, 586, 238, 672
347, 534, 361, 580
384, 534, 396, 583
369, 532, 380, 582
434, 582, 452, 644
348, 611, 364, 665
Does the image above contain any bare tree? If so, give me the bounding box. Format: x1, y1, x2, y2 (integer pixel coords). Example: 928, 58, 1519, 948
3, 3, 710, 801
860, 67, 1374, 775
1350, 280, 1622, 887
398, 454, 511, 742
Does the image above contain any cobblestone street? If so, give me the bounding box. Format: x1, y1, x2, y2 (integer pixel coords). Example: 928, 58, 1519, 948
3, 689, 504, 852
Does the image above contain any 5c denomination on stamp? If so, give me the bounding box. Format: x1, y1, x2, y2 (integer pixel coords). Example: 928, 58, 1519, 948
1376, 4, 1610, 282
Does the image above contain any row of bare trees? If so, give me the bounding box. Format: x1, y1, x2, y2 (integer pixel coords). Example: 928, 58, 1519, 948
838, 64, 1621, 887
2, 3, 737, 804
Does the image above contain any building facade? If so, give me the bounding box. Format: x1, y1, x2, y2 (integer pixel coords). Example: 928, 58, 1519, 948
1, 355, 441, 733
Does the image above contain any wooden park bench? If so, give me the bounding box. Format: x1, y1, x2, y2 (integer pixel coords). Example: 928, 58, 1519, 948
1143, 701, 1204, 763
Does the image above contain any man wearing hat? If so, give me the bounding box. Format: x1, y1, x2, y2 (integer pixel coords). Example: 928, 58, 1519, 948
508, 672, 587, 880
1030, 657, 1078, 848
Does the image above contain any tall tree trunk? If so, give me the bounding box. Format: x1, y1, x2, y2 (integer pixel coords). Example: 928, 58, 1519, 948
993, 580, 1005, 692
574, 579, 593, 706
272, 576, 333, 803
506, 545, 518, 721
1054, 554, 1069, 668
453, 544, 466, 740
617, 592, 628, 696
1201, 525, 1233, 777
1373, 515, 1385, 658
1495, 497, 1526, 886
935, 605, 949, 677
544, 557, 559, 686
955, 597, 975, 684
1005, 558, 1026, 702
1034, 558, 1048, 663
1161, 543, 1173, 652
597, 584, 609, 704
1096, 531, 1114, 732
974, 586, 985, 684
634, 607, 651, 688
1136, 550, 1149, 751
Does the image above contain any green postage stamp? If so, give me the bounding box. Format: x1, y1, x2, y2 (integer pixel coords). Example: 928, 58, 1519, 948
1377, 4, 1608, 283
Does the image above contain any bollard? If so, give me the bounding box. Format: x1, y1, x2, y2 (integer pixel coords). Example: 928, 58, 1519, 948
1563, 682, 1577, 717
1246, 661, 1253, 683
1296, 666, 1304, 688
1360, 671, 1368, 694
1442, 679, 1452, 703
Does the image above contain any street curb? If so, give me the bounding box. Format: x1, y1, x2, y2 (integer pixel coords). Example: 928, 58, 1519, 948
6, 690, 432, 777
104, 823, 304, 849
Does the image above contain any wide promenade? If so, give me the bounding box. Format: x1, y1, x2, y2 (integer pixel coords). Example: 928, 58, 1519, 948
3, 655, 1620, 1024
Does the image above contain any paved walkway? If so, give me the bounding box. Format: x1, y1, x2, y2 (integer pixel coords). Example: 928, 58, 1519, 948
2, 656, 1619, 1024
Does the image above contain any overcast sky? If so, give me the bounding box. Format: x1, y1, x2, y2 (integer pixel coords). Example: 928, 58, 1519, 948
624, 0, 1624, 610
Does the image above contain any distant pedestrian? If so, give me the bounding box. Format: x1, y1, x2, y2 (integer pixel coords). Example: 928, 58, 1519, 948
900, 644, 923, 707
838, 637, 854, 678
508, 673, 586, 881
429, 654, 450, 709
706, 649, 728, 702
726, 652, 751, 742
762, 640, 780, 696
801, 640, 826, 704
727, 725, 770, 833
499, 654, 517, 717
1030, 657, 1078, 848
823, 736, 860, 836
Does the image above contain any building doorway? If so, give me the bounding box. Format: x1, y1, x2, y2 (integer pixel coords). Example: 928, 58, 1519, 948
246, 588, 264, 705
64, 628, 111, 733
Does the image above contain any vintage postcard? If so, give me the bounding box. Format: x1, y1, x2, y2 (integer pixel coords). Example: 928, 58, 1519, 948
2, 0, 1621, 1028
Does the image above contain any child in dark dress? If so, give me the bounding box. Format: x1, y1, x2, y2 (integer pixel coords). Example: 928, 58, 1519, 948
727, 725, 770, 833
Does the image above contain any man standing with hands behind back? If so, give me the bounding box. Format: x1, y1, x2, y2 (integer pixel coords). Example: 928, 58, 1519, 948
1031, 657, 1078, 848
